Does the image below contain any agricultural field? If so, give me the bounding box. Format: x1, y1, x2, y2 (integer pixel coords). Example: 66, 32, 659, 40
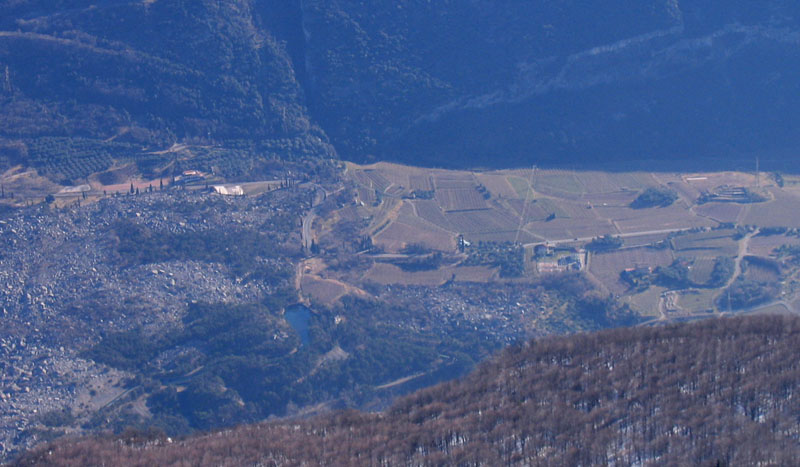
589, 247, 674, 294
611, 204, 715, 233
687, 258, 718, 285
373, 206, 455, 251
433, 173, 476, 189
474, 173, 519, 199
573, 172, 655, 194
506, 175, 535, 199
412, 199, 451, 227
468, 231, 539, 244
509, 198, 569, 221
549, 200, 598, 219
342, 163, 790, 257
677, 289, 718, 314
15, 150, 800, 332
445, 209, 519, 235
694, 202, 744, 223
409, 175, 434, 192
671, 229, 739, 257
749, 233, 800, 257
740, 189, 800, 228
534, 170, 585, 197
526, 217, 617, 241
435, 188, 487, 211
625, 286, 667, 317
742, 256, 781, 283
300, 276, 351, 304
620, 232, 672, 248
290, 162, 800, 320
579, 191, 639, 207
362, 170, 392, 192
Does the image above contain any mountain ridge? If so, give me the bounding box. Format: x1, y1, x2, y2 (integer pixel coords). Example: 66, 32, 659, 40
15, 314, 800, 466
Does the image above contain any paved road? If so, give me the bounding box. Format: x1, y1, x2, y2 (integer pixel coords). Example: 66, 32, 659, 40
523, 226, 694, 248
301, 184, 327, 250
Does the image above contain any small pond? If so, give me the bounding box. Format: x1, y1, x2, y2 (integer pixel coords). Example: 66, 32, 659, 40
284, 304, 311, 347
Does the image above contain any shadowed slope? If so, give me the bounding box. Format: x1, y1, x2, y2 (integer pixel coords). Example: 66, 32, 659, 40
17, 314, 800, 466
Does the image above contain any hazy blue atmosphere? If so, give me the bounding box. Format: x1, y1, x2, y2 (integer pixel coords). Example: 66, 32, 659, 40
2, 1, 800, 171
4, 2, 800, 465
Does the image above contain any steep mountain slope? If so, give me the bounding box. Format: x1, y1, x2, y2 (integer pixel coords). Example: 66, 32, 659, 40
301, 1, 800, 169
16, 314, 800, 465
0, 0, 333, 179
3, 2, 800, 175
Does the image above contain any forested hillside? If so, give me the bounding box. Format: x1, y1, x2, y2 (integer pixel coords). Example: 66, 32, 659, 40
0, 0, 333, 180
3, 1, 800, 174
302, 1, 800, 169
16, 315, 800, 466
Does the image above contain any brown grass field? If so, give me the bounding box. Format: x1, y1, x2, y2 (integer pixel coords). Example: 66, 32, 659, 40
1, 166, 62, 203
606, 172, 658, 191
611, 204, 714, 233
526, 218, 618, 240
671, 229, 739, 256
506, 175, 534, 199
505, 199, 559, 222
620, 232, 671, 248
741, 189, 800, 228
677, 289, 718, 313
445, 208, 519, 234
373, 215, 455, 251
470, 230, 541, 243
571, 171, 655, 194
749, 234, 800, 257
570, 172, 621, 193
625, 286, 667, 316
433, 173, 476, 189
688, 257, 717, 285
534, 169, 585, 197
474, 173, 519, 199
301, 276, 351, 303
578, 191, 639, 207
694, 203, 744, 224
435, 188, 488, 211
588, 247, 674, 294
409, 174, 434, 191
363, 263, 495, 286
412, 199, 452, 230
550, 200, 599, 219
363, 170, 392, 192
682, 171, 760, 191
742, 257, 781, 283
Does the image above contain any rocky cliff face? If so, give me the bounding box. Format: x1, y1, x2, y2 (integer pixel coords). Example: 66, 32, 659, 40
2, 1, 800, 171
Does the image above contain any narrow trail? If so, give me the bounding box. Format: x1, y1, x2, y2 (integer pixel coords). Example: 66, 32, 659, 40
523, 226, 692, 248
513, 165, 537, 244
723, 228, 759, 291
713, 228, 759, 313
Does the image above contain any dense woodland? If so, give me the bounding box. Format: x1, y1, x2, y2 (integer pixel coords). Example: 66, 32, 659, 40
16, 314, 800, 466
79, 272, 632, 437
0, 0, 333, 181
4, 2, 800, 174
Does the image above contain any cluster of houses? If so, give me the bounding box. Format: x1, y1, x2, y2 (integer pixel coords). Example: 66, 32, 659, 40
533, 244, 583, 274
